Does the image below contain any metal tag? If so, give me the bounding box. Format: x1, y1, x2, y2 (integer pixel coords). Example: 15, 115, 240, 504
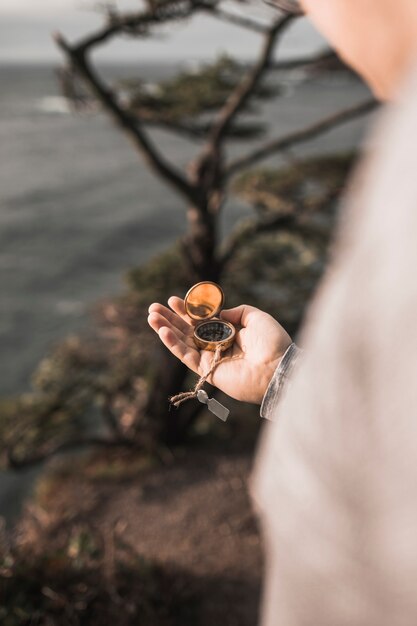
197, 389, 230, 422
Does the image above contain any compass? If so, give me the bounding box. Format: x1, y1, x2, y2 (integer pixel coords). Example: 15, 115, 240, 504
184, 281, 236, 352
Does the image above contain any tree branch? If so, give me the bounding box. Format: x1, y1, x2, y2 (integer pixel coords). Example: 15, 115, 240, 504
141, 116, 265, 141
140, 116, 207, 140
219, 212, 298, 269
68, 0, 214, 55
7, 436, 138, 470
55, 34, 198, 204
270, 48, 335, 71
206, 6, 269, 34
208, 14, 294, 149
225, 98, 378, 178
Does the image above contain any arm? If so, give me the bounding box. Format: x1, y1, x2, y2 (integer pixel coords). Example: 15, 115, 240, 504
252, 71, 417, 625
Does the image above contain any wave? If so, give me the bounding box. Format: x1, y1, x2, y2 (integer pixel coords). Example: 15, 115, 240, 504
36, 96, 72, 115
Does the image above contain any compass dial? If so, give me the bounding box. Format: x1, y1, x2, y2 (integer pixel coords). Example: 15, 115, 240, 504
195, 321, 233, 342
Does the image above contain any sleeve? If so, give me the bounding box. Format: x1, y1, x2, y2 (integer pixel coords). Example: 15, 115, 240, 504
260, 343, 302, 420
250, 69, 417, 626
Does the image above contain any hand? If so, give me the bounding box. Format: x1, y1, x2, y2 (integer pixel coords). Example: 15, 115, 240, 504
148, 297, 292, 404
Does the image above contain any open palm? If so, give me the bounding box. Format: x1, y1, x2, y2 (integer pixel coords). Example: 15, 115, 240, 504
148, 296, 292, 404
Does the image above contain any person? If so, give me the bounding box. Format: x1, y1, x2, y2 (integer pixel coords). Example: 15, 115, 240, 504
148, 0, 417, 623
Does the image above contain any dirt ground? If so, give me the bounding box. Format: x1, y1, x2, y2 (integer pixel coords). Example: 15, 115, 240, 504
3, 438, 264, 626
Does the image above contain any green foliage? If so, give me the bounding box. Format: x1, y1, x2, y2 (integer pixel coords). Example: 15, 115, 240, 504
227, 153, 357, 334
0, 337, 112, 467
119, 55, 278, 138
232, 153, 355, 213
0, 248, 191, 468
125, 244, 190, 302
0, 393, 80, 470
224, 230, 324, 336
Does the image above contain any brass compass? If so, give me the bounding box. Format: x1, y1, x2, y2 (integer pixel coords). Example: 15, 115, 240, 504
184, 281, 236, 352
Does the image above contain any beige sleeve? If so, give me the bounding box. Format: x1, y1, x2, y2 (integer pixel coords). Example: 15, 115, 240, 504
251, 64, 417, 626
260, 343, 302, 420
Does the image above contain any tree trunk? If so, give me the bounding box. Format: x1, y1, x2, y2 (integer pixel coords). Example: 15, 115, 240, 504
144, 348, 190, 444
144, 190, 224, 444
183, 203, 221, 283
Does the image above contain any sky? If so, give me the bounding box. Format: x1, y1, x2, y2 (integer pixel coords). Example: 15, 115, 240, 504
0, 0, 325, 64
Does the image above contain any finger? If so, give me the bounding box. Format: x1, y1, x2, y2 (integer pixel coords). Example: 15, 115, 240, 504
220, 304, 258, 327
158, 326, 200, 374
234, 326, 248, 351
148, 302, 190, 334
148, 312, 197, 351
147, 311, 187, 341
168, 296, 195, 328
167, 296, 193, 324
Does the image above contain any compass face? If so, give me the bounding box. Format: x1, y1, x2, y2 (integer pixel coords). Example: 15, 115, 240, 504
195, 321, 233, 343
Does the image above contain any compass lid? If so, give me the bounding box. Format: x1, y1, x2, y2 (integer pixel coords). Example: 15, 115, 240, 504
184, 281, 224, 321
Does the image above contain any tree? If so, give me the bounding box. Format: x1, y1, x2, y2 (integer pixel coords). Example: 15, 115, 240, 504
0, 0, 377, 468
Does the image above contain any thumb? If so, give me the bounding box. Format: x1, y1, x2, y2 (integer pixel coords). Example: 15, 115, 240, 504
220, 304, 258, 327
